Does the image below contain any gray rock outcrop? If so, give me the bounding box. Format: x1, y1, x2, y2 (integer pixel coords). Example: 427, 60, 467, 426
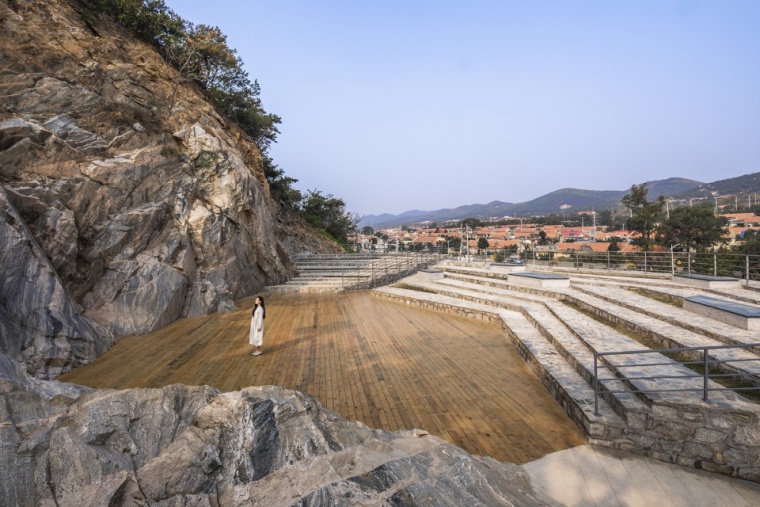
0, 186, 113, 379
0, 362, 551, 506
0, 0, 341, 376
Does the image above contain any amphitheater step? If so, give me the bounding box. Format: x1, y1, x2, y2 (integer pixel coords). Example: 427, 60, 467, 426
570, 284, 760, 349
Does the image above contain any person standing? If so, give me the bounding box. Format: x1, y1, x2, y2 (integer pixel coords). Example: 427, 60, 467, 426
249, 296, 265, 356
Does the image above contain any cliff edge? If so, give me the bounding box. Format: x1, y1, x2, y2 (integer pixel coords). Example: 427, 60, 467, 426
0, 0, 339, 378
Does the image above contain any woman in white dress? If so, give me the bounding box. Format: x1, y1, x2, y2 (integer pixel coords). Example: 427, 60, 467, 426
249, 296, 265, 356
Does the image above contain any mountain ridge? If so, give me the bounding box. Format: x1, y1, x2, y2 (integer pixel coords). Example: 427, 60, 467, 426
360, 173, 760, 227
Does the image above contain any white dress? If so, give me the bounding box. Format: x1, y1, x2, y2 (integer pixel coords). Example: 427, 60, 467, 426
249, 306, 264, 346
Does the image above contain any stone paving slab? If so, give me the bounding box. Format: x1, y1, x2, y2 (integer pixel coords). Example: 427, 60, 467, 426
571, 285, 760, 348
545, 301, 751, 409
674, 273, 742, 290
524, 444, 760, 507
406, 275, 759, 408
557, 287, 760, 380
438, 274, 760, 385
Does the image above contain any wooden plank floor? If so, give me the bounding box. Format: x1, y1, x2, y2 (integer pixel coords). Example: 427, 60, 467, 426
59, 291, 586, 464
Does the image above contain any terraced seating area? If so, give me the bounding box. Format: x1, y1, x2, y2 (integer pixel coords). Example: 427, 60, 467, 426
267, 253, 438, 292
373, 260, 760, 481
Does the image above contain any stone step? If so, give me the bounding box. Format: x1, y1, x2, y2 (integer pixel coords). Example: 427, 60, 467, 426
571, 274, 760, 306
560, 288, 760, 382
442, 271, 567, 300
409, 277, 649, 416
519, 304, 649, 417
410, 271, 760, 407
571, 285, 760, 350
544, 301, 745, 407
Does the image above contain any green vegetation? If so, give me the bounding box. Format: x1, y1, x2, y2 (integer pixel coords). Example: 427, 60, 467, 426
656, 205, 728, 252
82, 0, 357, 243
299, 190, 359, 246
622, 184, 666, 251
627, 287, 681, 307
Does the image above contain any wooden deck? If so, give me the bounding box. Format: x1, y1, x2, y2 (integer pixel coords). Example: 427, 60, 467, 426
59, 291, 586, 464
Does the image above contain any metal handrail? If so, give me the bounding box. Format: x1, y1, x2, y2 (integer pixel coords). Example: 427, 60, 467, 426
593, 342, 760, 415
339, 252, 440, 289
520, 250, 760, 284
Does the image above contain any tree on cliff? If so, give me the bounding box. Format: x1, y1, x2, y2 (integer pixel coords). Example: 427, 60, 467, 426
621, 184, 665, 251
83, 0, 280, 150
263, 156, 301, 209
300, 190, 359, 245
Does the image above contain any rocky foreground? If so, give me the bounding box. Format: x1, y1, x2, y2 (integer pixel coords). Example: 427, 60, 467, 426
0, 357, 552, 507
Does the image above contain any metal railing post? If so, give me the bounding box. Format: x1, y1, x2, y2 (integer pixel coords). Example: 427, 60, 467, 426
714, 252, 717, 276
704, 348, 709, 402
607, 251, 610, 271
747, 255, 750, 285
594, 354, 599, 416
688, 252, 692, 275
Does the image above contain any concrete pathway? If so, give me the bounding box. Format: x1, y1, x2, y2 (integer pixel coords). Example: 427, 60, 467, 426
524, 445, 760, 507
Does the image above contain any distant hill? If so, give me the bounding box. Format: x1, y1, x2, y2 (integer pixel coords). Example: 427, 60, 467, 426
676, 172, 760, 199
360, 177, 704, 228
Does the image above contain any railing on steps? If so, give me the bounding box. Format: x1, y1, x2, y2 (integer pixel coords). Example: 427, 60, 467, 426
340, 252, 440, 290
593, 342, 760, 415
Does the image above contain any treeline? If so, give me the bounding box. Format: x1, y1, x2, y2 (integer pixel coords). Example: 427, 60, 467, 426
81, 0, 357, 245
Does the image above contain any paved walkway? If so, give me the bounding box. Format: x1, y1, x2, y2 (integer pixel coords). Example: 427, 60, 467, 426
524, 444, 760, 507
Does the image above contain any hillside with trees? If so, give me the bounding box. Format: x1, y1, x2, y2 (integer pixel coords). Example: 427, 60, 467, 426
361, 177, 704, 227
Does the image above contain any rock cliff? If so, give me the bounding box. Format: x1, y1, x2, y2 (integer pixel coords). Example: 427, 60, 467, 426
0, 3, 560, 504
0, 0, 339, 378
0, 362, 551, 507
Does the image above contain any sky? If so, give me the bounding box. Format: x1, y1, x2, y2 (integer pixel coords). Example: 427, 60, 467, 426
165, 1, 760, 217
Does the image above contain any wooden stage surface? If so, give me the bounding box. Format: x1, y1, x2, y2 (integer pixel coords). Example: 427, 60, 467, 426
59, 291, 586, 464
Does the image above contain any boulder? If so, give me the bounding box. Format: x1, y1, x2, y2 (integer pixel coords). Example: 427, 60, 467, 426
0, 362, 552, 506
0, 188, 113, 379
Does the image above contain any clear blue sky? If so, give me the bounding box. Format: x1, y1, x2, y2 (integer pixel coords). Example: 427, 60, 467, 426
165, 1, 760, 216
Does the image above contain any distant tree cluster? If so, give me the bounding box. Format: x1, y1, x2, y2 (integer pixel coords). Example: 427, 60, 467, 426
622, 184, 728, 252
299, 190, 359, 245
82, 0, 358, 245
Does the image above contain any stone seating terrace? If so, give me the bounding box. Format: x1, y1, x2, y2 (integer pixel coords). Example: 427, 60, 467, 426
268, 253, 438, 292
684, 295, 760, 331
673, 273, 742, 289
373, 260, 760, 481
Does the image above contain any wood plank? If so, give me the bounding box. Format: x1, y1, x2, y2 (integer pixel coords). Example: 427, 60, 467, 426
58, 291, 586, 464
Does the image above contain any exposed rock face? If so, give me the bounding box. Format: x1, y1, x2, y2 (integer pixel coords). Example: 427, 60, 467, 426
0, 360, 551, 507
0, 186, 113, 378
0, 0, 340, 376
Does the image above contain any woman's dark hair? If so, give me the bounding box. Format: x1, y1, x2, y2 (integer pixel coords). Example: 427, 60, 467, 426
253, 296, 266, 319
